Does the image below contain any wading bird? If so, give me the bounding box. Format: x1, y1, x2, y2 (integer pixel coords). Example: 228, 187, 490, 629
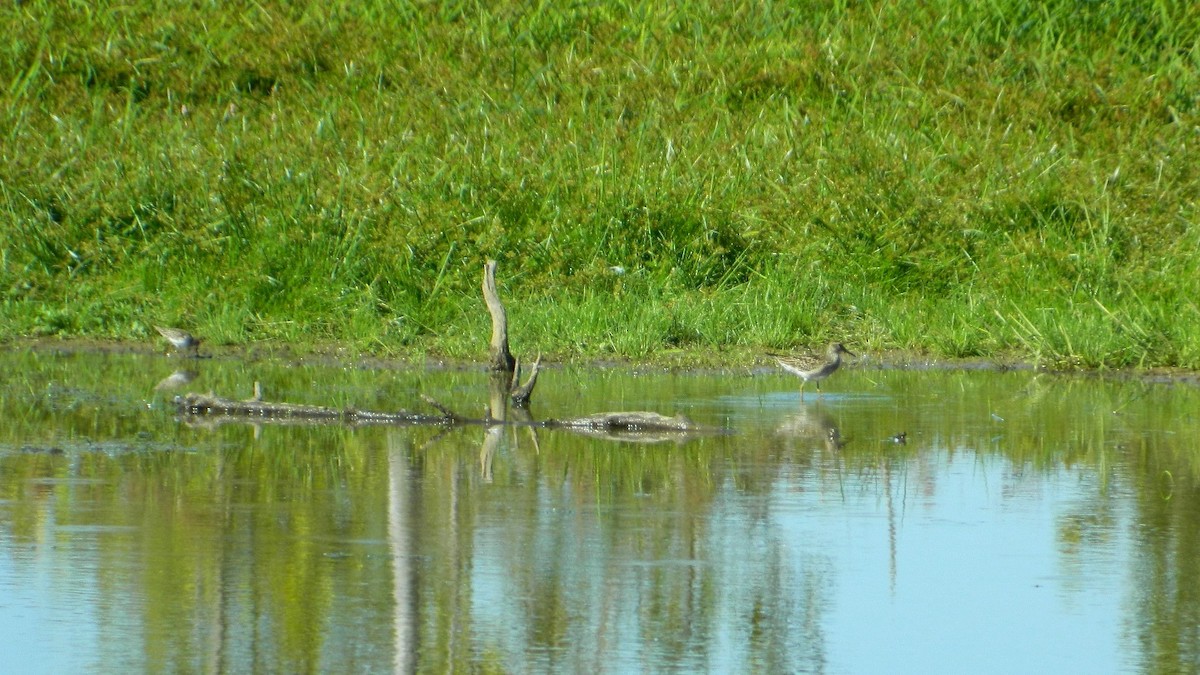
154, 326, 202, 357
772, 342, 854, 400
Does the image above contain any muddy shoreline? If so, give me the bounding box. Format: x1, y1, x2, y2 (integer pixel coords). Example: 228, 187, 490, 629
3, 336, 1198, 386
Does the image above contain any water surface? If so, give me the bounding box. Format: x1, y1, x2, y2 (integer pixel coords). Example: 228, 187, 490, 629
1, 351, 1198, 673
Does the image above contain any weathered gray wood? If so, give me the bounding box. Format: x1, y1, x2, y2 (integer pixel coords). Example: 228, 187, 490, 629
175, 392, 724, 438
169, 261, 726, 439
482, 260, 516, 373
174, 393, 451, 426
546, 411, 699, 432
543, 411, 725, 443
510, 354, 541, 408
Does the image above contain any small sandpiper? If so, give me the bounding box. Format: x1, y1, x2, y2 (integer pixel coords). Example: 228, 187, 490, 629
772, 342, 854, 399
154, 325, 202, 357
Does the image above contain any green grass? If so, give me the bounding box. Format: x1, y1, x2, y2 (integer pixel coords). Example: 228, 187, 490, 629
2, 1, 1200, 368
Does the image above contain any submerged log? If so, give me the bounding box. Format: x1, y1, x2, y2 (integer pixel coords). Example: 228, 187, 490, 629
545, 411, 725, 443
482, 260, 516, 374
176, 392, 724, 439
167, 261, 723, 442
546, 411, 700, 432
174, 393, 452, 426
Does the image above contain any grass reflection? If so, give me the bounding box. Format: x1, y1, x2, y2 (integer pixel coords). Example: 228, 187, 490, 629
0, 352, 1199, 671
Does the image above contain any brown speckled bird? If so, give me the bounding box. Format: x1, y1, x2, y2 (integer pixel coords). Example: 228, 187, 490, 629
772, 343, 854, 399
154, 326, 202, 357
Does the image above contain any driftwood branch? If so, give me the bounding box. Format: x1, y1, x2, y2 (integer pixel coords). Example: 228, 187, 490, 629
175, 393, 455, 426
510, 354, 541, 408
546, 412, 699, 432
175, 393, 724, 440
482, 260, 516, 373
543, 412, 716, 443
168, 263, 727, 442
482, 260, 539, 408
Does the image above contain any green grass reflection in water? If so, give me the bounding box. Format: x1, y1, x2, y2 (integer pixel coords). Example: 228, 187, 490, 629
0, 352, 1198, 673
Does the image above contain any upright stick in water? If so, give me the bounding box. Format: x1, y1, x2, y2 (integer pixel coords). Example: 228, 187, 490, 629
482, 260, 516, 374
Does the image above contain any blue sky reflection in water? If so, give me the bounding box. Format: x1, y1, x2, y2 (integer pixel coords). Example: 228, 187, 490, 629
814, 458, 1128, 674
465, 443, 1131, 673
0, 351, 1195, 673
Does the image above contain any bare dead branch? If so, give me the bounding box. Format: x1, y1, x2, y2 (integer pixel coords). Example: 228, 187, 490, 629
174, 393, 442, 426
176, 393, 726, 440
510, 353, 541, 408
482, 259, 516, 373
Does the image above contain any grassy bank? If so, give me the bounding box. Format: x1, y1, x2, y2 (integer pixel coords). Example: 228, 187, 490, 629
2, 1, 1199, 368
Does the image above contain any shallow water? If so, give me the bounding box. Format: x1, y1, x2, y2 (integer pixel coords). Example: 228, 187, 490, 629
1, 351, 1198, 673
